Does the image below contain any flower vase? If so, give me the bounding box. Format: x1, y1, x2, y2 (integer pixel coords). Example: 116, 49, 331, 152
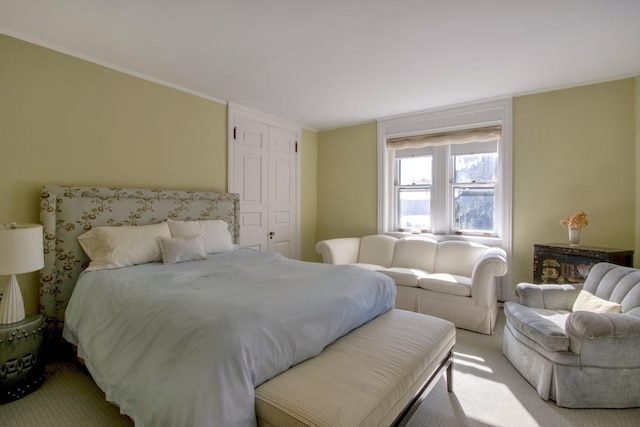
568, 227, 581, 246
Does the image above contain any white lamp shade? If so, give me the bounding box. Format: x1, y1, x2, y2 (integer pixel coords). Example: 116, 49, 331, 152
0, 224, 44, 274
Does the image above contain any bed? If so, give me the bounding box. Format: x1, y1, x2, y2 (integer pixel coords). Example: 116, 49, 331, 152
39, 185, 455, 427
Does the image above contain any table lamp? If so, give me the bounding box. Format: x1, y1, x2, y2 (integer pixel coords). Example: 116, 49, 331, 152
0, 223, 44, 324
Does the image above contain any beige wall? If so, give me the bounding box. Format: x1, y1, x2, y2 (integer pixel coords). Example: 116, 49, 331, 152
0, 35, 319, 313
317, 78, 637, 289
317, 122, 378, 247
0, 35, 224, 313
513, 79, 636, 285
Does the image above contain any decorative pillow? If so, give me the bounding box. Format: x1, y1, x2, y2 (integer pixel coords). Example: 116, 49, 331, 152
572, 290, 622, 314
158, 235, 207, 265
77, 222, 171, 271
167, 219, 233, 253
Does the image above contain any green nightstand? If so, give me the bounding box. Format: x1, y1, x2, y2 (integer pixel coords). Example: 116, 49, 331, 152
0, 314, 46, 404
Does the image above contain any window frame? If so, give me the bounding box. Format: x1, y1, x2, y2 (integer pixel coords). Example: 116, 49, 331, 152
393, 141, 499, 236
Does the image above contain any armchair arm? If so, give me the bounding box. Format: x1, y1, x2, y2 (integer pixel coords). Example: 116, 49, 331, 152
315, 238, 361, 264
470, 248, 508, 307
566, 312, 640, 367
516, 283, 583, 310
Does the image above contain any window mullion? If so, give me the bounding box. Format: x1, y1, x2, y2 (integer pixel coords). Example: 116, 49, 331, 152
431, 145, 448, 234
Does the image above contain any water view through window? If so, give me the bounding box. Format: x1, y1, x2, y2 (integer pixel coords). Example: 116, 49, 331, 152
397, 151, 497, 234
398, 156, 431, 230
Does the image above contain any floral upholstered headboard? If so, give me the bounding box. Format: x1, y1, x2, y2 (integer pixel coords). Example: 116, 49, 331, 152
39, 185, 240, 351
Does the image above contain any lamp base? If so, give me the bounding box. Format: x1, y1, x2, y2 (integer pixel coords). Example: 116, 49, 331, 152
0, 275, 26, 324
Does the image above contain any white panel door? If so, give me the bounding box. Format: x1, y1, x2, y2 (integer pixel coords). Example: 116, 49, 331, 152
233, 115, 269, 251
230, 111, 298, 258
268, 126, 296, 257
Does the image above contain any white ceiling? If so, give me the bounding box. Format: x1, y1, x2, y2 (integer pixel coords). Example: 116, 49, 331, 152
2, 0, 640, 131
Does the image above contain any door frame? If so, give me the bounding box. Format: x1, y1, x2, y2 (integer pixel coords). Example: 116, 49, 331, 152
227, 102, 303, 259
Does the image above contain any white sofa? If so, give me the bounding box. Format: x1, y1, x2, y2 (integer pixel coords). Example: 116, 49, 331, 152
315, 235, 508, 334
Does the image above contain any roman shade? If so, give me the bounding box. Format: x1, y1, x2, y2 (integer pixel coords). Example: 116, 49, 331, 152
386, 125, 501, 150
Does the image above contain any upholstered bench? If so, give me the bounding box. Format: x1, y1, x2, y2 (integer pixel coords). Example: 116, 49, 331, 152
255, 309, 456, 426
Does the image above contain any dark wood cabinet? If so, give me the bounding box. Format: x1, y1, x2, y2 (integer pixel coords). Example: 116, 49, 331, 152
533, 244, 633, 284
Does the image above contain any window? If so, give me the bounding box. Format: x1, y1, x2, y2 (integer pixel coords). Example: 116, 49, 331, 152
450, 140, 498, 235
396, 155, 432, 230
377, 98, 511, 244
393, 137, 498, 236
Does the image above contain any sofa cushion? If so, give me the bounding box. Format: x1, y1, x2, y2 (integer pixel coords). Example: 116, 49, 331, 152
357, 235, 396, 268
391, 237, 438, 272
418, 274, 471, 297
378, 267, 428, 287
504, 302, 570, 352
433, 241, 487, 277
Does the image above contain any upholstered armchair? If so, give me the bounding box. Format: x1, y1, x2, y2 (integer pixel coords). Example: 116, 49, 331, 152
503, 262, 640, 408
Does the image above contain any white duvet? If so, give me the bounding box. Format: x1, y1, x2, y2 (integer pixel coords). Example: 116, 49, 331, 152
63, 248, 396, 426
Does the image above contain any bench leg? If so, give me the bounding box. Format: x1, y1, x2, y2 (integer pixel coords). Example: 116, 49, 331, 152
392, 350, 454, 426
446, 356, 454, 392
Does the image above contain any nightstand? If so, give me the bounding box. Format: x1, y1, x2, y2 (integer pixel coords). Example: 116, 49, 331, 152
0, 314, 46, 404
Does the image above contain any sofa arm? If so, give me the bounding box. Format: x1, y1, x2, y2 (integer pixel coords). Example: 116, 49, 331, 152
566, 312, 640, 367
516, 283, 583, 310
470, 248, 508, 307
315, 238, 361, 264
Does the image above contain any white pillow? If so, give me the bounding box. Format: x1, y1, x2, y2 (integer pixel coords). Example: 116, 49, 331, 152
77, 222, 171, 271
572, 290, 622, 314
158, 235, 207, 265
167, 219, 233, 253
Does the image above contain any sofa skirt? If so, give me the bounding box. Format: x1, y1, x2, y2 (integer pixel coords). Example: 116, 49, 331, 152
395, 285, 497, 334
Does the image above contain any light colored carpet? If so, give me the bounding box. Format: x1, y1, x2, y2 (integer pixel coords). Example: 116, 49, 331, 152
1, 310, 638, 426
